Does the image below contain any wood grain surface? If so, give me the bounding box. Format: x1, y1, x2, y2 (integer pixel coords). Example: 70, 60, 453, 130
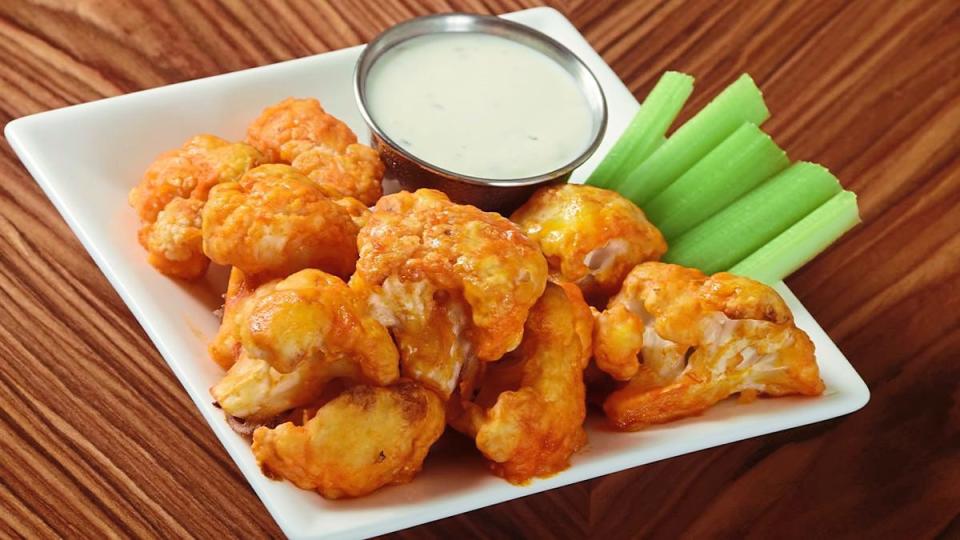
0, 0, 958, 538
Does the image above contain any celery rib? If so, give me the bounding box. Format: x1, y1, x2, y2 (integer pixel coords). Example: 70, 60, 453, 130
643, 123, 789, 240
618, 74, 770, 205
662, 162, 842, 274
586, 72, 694, 189
730, 191, 861, 283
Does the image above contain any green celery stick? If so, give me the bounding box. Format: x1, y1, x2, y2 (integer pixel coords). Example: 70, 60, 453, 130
730, 191, 860, 284
586, 71, 694, 188
643, 123, 789, 240
663, 162, 842, 273
618, 74, 770, 205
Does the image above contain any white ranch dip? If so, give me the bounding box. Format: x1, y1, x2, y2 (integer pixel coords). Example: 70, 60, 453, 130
365, 32, 594, 179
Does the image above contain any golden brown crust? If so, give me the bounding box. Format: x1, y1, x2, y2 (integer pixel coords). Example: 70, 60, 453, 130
209, 269, 400, 422
240, 269, 399, 382
201, 164, 359, 278
291, 144, 385, 206
358, 189, 548, 359
212, 351, 342, 423
352, 189, 548, 396
245, 98, 357, 163
251, 381, 445, 499
128, 135, 264, 279
208, 268, 276, 370
702, 272, 793, 324
449, 282, 589, 484
595, 262, 824, 430
139, 197, 208, 280
511, 184, 666, 302
555, 280, 595, 369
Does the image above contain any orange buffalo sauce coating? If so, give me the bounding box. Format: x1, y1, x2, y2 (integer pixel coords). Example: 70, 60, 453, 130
595, 262, 824, 430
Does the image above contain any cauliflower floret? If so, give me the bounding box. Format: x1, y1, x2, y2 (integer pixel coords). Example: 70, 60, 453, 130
246, 98, 386, 206
210, 269, 399, 423
511, 184, 667, 303
129, 134, 262, 222
252, 381, 445, 499
351, 189, 548, 397
138, 197, 207, 279
239, 269, 399, 379
128, 135, 264, 278
354, 274, 473, 400
129, 144, 208, 225
595, 262, 825, 430
245, 97, 357, 163
594, 263, 703, 381
448, 281, 591, 484
291, 144, 385, 206
202, 138, 270, 196
201, 164, 359, 278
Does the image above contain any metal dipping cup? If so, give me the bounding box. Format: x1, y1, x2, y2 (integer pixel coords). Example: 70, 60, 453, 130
354, 13, 608, 214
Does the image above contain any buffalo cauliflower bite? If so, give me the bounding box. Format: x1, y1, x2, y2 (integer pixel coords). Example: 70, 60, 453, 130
129, 134, 264, 222
594, 263, 703, 381
239, 268, 399, 378
139, 197, 207, 279
252, 381, 445, 499
351, 189, 548, 397
201, 164, 359, 278
448, 281, 591, 483
596, 262, 824, 430
245, 97, 357, 163
245, 97, 385, 205
210, 269, 399, 421
129, 142, 207, 225
353, 274, 474, 399
291, 144, 385, 206
511, 184, 667, 303
128, 135, 264, 279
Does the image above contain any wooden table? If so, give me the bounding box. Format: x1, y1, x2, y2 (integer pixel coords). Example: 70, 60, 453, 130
0, 0, 957, 538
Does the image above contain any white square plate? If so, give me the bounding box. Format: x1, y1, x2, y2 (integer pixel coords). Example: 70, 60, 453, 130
5, 7, 869, 539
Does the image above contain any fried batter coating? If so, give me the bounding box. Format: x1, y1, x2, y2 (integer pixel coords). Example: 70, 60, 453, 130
245, 97, 357, 163
596, 262, 824, 430
354, 274, 473, 399
138, 197, 207, 279
449, 282, 590, 484
128, 135, 264, 278
331, 195, 372, 229
212, 352, 360, 423
129, 143, 207, 224
210, 269, 399, 422
202, 164, 359, 278
129, 135, 264, 222
594, 264, 703, 381
511, 184, 667, 302
245, 97, 385, 205
252, 381, 445, 499
240, 269, 399, 380
555, 281, 595, 369
208, 268, 277, 370
291, 144, 385, 206
352, 189, 548, 397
